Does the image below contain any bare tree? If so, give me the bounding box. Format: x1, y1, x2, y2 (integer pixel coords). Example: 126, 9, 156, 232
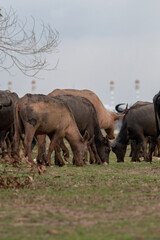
0, 7, 59, 77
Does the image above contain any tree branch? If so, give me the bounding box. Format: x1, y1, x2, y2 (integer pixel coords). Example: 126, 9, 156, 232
0, 7, 60, 77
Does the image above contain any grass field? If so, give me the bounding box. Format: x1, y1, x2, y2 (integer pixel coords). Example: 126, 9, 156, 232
1, 145, 160, 240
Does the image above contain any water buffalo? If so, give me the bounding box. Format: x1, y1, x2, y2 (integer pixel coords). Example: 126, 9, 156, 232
48, 89, 124, 139
112, 101, 157, 162
53, 95, 111, 165
0, 90, 19, 157
153, 91, 160, 136
13, 93, 89, 167
0, 90, 18, 131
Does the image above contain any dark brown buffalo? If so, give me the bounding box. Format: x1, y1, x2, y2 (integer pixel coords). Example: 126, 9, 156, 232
53, 95, 111, 164
153, 91, 160, 136
112, 101, 157, 162
0, 90, 19, 157
0, 90, 18, 131
153, 92, 160, 157
13, 93, 89, 166
48, 89, 124, 139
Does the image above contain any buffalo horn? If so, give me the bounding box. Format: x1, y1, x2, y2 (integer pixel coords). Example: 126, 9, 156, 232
115, 103, 128, 113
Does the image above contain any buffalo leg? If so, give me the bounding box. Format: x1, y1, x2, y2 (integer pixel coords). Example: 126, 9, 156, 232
54, 143, 65, 167
148, 137, 157, 162
5, 130, 12, 156
36, 135, 46, 165
153, 136, 160, 157
45, 136, 55, 166
141, 139, 149, 162
0, 131, 7, 158
12, 125, 21, 161
157, 137, 160, 157
59, 139, 70, 163
46, 134, 65, 166
131, 141, 141, 162
88, 146, 96, 164
23, 124, 36, 166
91, 143, 102, 164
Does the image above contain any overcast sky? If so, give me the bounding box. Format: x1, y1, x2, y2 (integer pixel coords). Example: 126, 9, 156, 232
1, 0, 160, 106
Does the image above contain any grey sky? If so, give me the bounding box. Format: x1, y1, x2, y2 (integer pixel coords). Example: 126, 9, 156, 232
1, 0, 160, 106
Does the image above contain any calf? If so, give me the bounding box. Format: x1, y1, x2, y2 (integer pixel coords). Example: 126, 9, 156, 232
53, 95, 111, 164
13, 94, 89, 166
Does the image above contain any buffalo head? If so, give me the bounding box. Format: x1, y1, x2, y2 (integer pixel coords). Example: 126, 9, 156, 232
111, 141, 127, 162
96, 136, 111, 164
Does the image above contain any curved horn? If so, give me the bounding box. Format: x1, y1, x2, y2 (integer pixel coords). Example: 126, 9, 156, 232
115, 103, 126, 113
115, 103, 128, 114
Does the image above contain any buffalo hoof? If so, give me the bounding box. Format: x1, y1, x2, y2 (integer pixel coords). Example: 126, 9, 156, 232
97, 160, 103, 165
143, 159, 152, 163
58, 161, 65, 167
64, 157, 71, 164
37, 159, 45, 165
131, 159, 141, 162
103, 162, 109, 166
84, 161, 90, 166
89, 161, 96, 164
45, 161, 51, 167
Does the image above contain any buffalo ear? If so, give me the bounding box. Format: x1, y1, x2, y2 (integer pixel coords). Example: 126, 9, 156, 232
82, 130, 90, 142
87, 135, 95, 146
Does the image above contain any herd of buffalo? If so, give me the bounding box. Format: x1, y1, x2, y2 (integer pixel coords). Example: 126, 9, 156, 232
0, 88, 160, 168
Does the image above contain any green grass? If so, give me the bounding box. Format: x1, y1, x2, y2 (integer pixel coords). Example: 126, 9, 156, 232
1, 147, 160, 240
